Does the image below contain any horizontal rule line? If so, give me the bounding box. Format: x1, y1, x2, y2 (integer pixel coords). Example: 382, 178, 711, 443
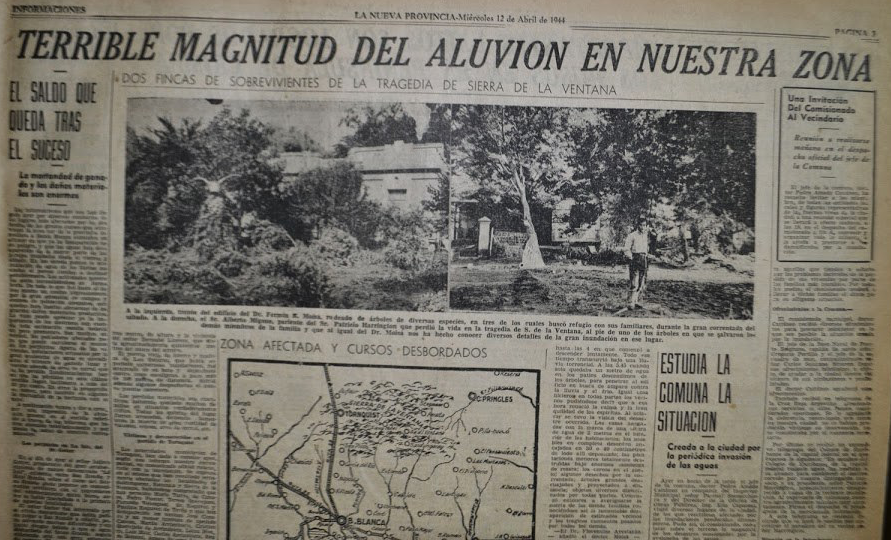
119, 85, 764, 105
10, 14, 347, 22
571, 25, 830, 40
9, 14, 503, 27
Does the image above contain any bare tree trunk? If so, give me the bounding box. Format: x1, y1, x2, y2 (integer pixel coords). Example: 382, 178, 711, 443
516, 174, 546, 269
495, 157, 547, 269
678, 223, 689, 263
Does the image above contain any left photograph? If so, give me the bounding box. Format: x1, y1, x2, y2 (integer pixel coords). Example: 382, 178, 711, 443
123, 98, 450, 311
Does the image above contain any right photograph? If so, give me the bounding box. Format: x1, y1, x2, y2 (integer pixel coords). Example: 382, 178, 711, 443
448, 106, 756, 319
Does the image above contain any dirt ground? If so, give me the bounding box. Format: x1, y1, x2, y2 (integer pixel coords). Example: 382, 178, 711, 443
449, 258, 754, 319
327, 263, 448, 312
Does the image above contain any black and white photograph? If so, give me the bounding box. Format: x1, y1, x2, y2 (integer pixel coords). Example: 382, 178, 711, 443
447, 105, 756, 319
124, 98, 449, 311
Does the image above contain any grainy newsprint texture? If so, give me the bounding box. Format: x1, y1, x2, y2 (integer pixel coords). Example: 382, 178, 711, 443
2, 0, 890, 539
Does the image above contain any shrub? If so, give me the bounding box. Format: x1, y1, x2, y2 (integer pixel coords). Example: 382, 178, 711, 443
212, 249, 250, 278
315, 227, 360, 266
376, 209, 435, 271
246, 219, 297, 252
185, 197, 243, 260
192, 265, 235, 298
124, 247, 234, 304
383, 235, 429, 271
239, 245, 331, 307
587, 248, 629, 266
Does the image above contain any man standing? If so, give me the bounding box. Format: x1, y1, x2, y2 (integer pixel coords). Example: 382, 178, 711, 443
623, 217, 650, 308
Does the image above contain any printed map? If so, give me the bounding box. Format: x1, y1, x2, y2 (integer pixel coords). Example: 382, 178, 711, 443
228, 360, 539, 540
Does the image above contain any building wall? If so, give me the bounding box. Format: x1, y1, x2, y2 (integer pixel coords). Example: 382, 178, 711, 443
361, 172, 440, 210
281, 141, 445, 212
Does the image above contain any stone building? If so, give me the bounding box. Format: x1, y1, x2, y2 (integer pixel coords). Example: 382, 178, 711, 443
280, 141, 446, 211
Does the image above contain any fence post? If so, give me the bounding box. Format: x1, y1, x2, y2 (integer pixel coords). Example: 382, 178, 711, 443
477, 217, 492, 256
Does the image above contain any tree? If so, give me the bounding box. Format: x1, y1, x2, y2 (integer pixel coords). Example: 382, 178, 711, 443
422, 172, 450, 235
335, 103, 419, 156
449, 106, 756, 264
569, 110, 679, 227
451, 105, 573, 268
421, 103, 453, 156
125, 107, 285, 250
272, 126, 320, 153
682, 112, 755, 228
275, 161, 382, 245
568, 109, 755, 255
419, 104, 454, 238
192, 107, 283, 221
125, 120, 208, 249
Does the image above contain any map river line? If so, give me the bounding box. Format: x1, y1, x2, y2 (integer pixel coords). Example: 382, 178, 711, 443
228, 360, 540, 540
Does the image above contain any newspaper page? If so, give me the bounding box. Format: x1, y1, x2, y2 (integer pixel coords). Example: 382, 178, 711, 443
1, 0, 889, 539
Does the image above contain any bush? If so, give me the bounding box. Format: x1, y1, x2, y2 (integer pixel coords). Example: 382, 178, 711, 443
376, 209, 435, 271
549, 244, 627, 266
239, 245, 331, 307
383, 235, 429, 271
315, 227, 360, 266
124, 247, 234, 304
246, 219, 297, 252
185, 197, 243, 260
212, 249, 250, 278
560, 245, 591, 262
192, 265, 235, 298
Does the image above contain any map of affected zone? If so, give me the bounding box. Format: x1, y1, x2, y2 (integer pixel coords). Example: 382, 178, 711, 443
228, 360, 540, 540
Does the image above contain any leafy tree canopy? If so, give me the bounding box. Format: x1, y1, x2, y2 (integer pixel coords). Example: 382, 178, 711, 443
334, 103, 419, 156
449, 105, 756, 263
125, 107, 283, 249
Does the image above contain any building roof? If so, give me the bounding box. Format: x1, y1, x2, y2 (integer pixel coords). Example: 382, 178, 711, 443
279, 152, 344, 175
347, 141, 445, 173
280, 141, 445, 176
